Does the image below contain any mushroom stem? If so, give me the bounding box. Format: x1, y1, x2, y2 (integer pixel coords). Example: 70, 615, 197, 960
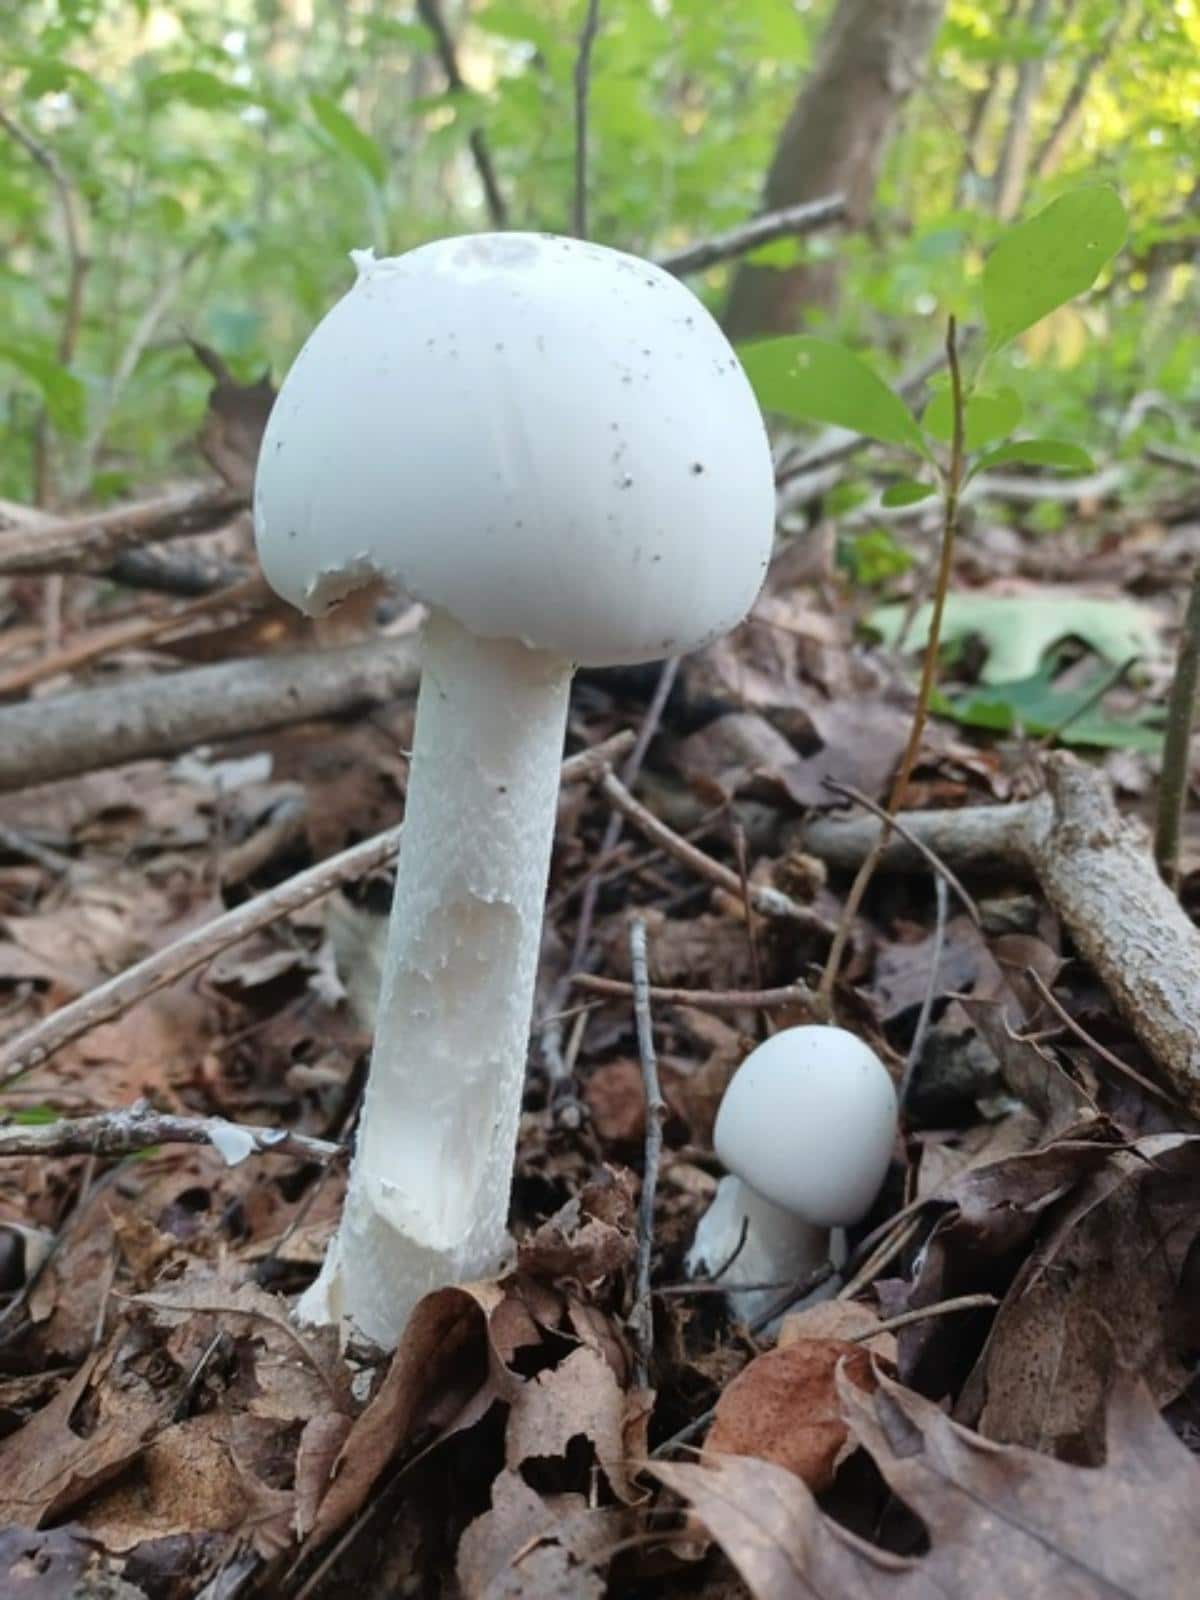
298, 607, 572, 1346
687, 1174, 832, 1327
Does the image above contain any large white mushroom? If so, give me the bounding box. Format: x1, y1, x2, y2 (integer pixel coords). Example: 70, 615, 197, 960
254, 233, 775, 1348
687, 1026, 898, 1326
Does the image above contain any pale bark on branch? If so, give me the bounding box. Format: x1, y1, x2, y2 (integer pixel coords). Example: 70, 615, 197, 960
0, 637, 422, 793
804, 754, 1200, 1118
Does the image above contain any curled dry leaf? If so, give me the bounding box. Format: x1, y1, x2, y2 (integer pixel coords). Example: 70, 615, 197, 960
457, 1468, 629, 1600
704, 1338, 880, 1493
655, 1371, 1200, 1600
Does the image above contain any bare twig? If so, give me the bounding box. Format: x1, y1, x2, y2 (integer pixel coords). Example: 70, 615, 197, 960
655, 195, 846, 277
900, 874, 948, 1110
572, 0, 603, 238
0, 1101, 341, 1163
848, 1291, 997, 1342
601, 768, 834, 935
821, 778, 980, 926
416, 0, 508, 228
0, 482, 246, 576
543, 656, 679, 1087
1155, 561, 1200, 888
0, 731, 632, 1084
629, 916, 665, 1389
0, 575, 266, 699
820, 315, 965, 1003
572, 973, 815, 1013
1022, 968, 1179, 1109
837, 1214, 924, 1302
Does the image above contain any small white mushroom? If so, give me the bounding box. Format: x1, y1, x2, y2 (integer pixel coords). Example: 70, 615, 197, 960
687, 1026, 898, 1326
254, 233, 775, 1348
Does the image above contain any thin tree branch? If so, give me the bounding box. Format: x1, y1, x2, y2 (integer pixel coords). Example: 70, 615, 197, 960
655, 195, 846, 277
572, 0, 603, 239
0, 730, 633, 1084
416, 0, 508, 228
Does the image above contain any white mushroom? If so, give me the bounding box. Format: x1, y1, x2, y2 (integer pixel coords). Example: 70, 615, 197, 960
254, 233, 775, 1348
686, 1026, 898, 1327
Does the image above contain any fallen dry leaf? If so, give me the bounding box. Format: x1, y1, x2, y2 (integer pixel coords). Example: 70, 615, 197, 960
656, 1371, 1200, 1599
704, 1338, 879, 1492
457, 1467, 627, 1599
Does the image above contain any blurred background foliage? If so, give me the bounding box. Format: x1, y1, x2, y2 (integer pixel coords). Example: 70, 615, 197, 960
1, 0, 1197, 505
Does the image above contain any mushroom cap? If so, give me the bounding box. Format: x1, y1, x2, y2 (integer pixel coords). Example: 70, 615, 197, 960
253, 234, 775, 666
713, 1026, 897, 1226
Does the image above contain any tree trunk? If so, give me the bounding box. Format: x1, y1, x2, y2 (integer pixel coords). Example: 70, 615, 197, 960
992, 0, 1056, 221
723, 0, 946, 341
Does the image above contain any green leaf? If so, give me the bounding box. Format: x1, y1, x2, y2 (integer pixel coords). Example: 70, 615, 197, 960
309, 94, 386, 186
739, 337, 925, 451
0, 342, 86, 437
838, 528, 914, 586
972, 438, 1097, 474
869, 592, 1161, 685
923, 385, 1022, 449
982, 185, 1128, 352
881, 479, 938, 507
144, 69, 258, 113
933, 667, 1163, 753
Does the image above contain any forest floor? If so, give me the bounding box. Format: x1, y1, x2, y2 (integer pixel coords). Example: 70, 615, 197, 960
1, 373, 1200, 1598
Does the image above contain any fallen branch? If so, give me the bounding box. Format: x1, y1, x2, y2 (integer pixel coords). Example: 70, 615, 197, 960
0, 730, 633, 1083
0, 483, 246, 577
0, 636, 421, 792
806, 753, 1200, 1118
656, 195, 846, 277
0, 1101, 340, 1164
802, 801, 1035, 877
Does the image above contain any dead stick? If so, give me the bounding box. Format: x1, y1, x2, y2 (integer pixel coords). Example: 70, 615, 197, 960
0, 1101, 340, 1163
0, 483, 245, 576
821, 777, 980, 925
572, 973, 815, 1013
629, 915, 665, 1390
601, 768, 834, 935
0, 636, 422, 793
0, 731, 633, 1084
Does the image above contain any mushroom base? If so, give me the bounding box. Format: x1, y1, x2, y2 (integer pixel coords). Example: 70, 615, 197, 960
298, 609, 572, 1348
686, 1174, 841, 1329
